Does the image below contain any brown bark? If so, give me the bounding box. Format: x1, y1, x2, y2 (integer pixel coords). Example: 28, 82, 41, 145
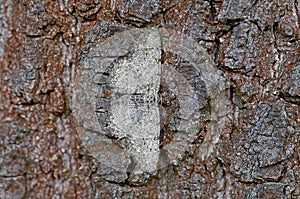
0, 0, 299, 198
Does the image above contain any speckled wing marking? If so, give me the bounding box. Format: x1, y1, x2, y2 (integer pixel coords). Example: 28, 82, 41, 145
109, 29, 161, 173
73, 27, 162, 176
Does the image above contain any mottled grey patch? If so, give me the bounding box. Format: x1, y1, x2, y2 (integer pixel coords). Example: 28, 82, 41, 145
0, 0, 12, 57
218, 0, 256, 22
279, 65, 300, 105
230, 101, 298, 182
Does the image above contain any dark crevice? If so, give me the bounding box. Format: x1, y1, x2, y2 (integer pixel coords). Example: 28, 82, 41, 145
278, 92, 300, 106
220, 18, 244, 27
0, 174, 24, 178
217, 62, 253, 76
204, 0, 217, 23
213, 22, 240, 70
25, 34, 42, 38
213, 37, 221, 66
249, 19, 262, 32
236, 179, 263, 185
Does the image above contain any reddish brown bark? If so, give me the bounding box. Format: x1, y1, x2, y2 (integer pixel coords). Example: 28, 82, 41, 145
1, 0, 299, 198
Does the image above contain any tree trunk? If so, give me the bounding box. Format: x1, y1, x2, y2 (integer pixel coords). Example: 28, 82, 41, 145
0, 0, 299, 198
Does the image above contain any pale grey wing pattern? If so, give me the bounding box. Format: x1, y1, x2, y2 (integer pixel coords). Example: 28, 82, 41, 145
72, 27, 231, 183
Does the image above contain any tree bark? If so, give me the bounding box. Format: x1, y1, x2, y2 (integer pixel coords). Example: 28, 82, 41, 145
0, 0, 299, 198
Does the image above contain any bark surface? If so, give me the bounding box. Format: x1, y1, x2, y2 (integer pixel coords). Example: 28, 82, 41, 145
0, 0, 299, 198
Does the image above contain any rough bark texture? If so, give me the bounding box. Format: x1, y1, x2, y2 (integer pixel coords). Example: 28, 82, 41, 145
0, 0, 299, 198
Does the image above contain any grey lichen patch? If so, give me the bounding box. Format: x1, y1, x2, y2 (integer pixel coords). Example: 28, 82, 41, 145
0, 0, 12, 57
